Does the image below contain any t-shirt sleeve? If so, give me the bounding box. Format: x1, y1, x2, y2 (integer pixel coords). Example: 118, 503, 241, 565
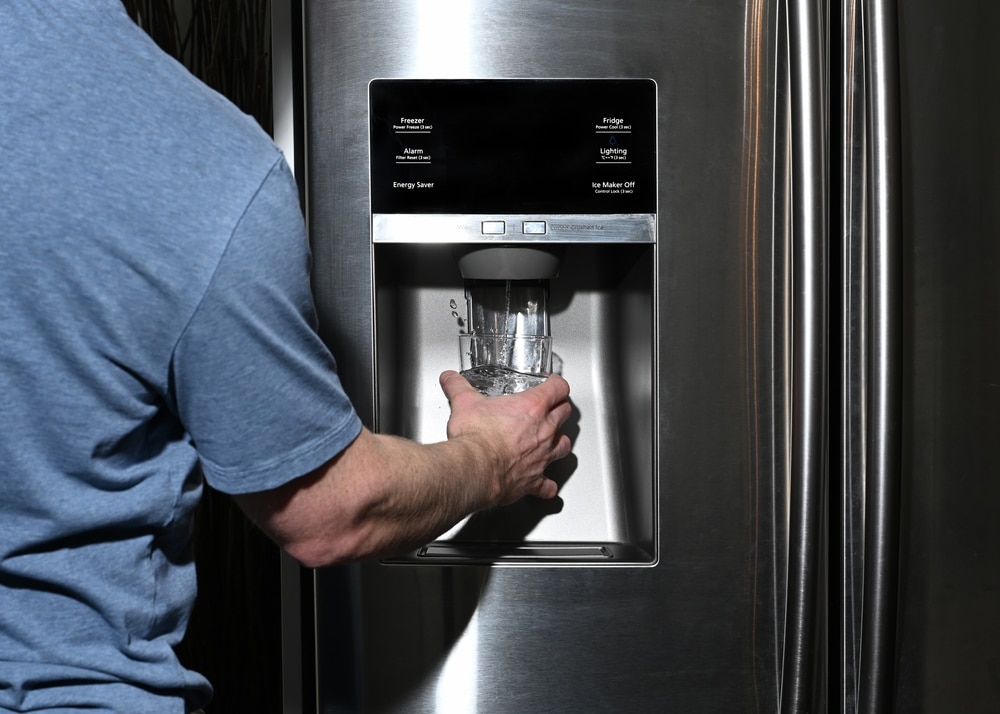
171, 157, 362, 494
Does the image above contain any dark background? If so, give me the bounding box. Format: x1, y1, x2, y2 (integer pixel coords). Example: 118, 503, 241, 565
120, 2, 281, 712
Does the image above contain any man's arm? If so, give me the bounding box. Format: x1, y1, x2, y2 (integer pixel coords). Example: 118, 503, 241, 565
235, 370, 572, 568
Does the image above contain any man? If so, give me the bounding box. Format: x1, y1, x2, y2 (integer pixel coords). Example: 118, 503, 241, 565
0, 2, 572, 712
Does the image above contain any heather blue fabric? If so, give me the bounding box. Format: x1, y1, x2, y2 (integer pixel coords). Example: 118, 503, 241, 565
0, 2, 361, 711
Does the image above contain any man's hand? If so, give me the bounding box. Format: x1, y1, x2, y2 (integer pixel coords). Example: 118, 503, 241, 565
438, 370, 572, 504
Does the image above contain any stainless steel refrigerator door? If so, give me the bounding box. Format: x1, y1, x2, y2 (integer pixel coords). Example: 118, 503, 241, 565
297, 1, 795, 711
892, 0, 1000, 711
839, 0, 1000, 711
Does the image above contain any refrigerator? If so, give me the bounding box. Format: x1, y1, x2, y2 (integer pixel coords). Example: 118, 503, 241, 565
269, 1, 1000, 712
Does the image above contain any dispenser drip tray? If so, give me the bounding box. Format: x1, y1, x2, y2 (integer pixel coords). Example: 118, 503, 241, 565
391, 541, 654, 565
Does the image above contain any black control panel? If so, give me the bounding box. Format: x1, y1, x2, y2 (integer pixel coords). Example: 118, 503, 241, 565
369, 79, 657, 215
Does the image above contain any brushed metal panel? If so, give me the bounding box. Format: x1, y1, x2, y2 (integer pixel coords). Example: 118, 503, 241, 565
372, 214, 656, 244
837, 2, 867, 712
304, 1, 790, 711
893, 0, 1000, 711
783, 0, 830, 710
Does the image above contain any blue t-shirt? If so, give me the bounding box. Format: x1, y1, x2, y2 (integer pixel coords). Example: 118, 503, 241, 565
0, 2, 361, 711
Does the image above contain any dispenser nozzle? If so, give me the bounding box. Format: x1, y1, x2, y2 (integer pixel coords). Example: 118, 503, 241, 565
454, 246, 563, 280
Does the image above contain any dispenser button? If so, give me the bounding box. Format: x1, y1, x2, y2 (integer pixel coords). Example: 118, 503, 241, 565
482, 220, 506, 235
522, 221, 547, 235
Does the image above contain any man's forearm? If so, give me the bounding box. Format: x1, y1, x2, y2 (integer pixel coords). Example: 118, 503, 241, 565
310, 429, 504, 562
236, 371, 571, 568
237, 428, 499, 567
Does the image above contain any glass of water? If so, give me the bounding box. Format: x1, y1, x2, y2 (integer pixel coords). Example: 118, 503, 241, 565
459, 333, 553, 396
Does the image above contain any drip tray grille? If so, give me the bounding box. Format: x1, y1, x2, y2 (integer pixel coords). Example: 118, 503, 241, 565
419, 543, 613, 561
382, 541, 654, 565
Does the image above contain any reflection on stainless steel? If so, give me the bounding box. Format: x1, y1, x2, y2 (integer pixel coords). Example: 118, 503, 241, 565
858, 1, 903, 712
372, 213, 656, 244
274, 0, 1000, 711
839, 1, 867, 712
294, 0, 788, 711
740, 0, 789, 705
783, 0, 829, 711
892, 0, 1000, 711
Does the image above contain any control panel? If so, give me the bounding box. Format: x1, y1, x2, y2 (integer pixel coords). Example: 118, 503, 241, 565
369, 79, 657, 243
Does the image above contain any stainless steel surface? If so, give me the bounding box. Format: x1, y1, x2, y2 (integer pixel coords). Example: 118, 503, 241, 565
858, 1, 902, 712
893, 0, 1000, 711
372, 213, 656, 244
272, 4, 305, 713
838, 1, 867, 711
271, 0, 298, 179
301, 0, 790, 711
782, 0, 829, 711
838, 0, 1000, 711
275, 0, 1000, 711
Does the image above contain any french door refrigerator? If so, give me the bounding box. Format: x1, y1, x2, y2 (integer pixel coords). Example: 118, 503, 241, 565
270, 1, 1000, 712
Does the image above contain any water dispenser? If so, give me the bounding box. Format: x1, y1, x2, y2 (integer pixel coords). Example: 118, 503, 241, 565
370, 79, 657, 564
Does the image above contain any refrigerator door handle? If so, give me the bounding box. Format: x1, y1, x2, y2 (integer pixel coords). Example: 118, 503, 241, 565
858, 0, 903, 711
781, 0, 829, 712
839, 0, 867, 710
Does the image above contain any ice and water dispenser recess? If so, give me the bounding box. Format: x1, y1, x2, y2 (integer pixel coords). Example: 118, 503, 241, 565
370, 79, 657, 564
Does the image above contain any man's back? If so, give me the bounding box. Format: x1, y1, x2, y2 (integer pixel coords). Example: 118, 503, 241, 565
0, 3, 360, 711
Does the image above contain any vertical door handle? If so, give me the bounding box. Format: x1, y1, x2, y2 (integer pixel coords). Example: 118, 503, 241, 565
781, 0, 829, 712
859, 0, 903, 712
839, 0, 867, 710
